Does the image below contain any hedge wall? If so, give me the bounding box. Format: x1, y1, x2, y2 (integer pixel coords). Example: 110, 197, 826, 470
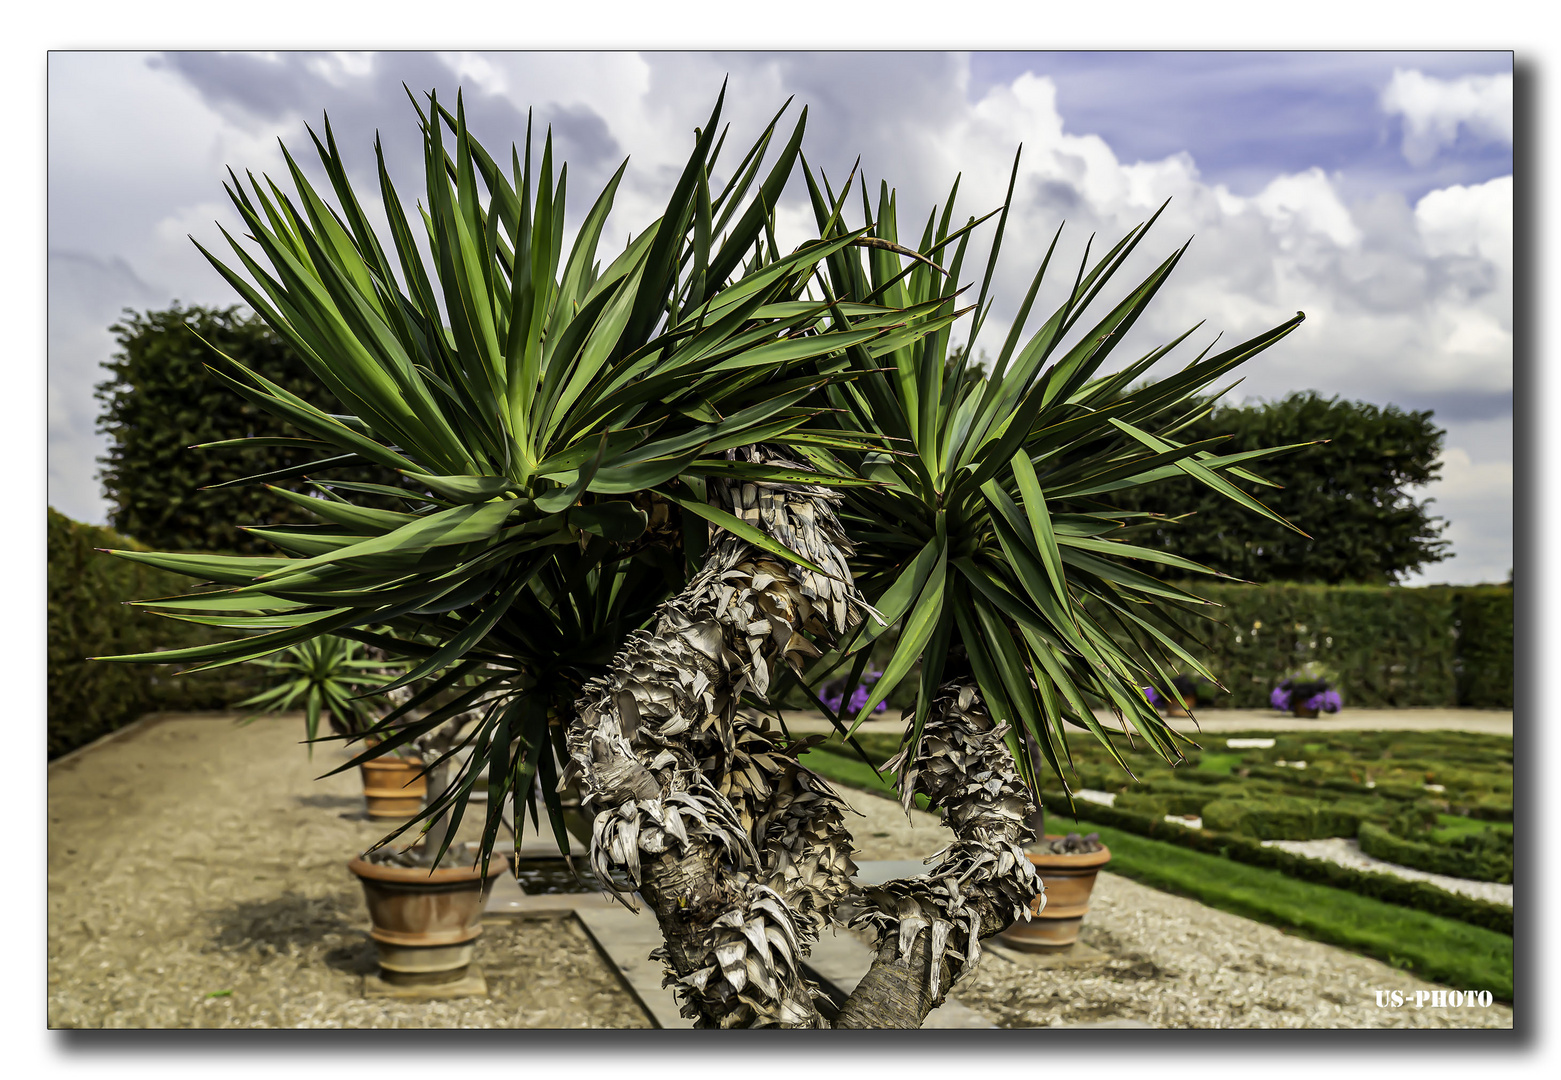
1453, 587, 1514, 709
48, 509, 243, 759
1142, 583, 1511, 708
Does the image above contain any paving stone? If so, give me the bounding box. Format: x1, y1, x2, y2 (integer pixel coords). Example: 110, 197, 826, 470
362, 964, 487, 1000
574, 904, 689, 1029
983, 939, 1113, 970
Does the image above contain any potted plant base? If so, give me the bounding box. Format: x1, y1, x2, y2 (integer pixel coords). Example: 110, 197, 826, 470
997, 835, 1112, 952
359, 756, 428, 819
348, 854, 507, 996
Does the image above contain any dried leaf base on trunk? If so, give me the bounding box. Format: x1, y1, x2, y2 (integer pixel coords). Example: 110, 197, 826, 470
835, 682, 1041, 1027
563, 450, 1044, 1028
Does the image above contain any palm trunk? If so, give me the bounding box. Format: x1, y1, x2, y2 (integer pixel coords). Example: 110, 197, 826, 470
562, 446, 862, 1027
562, 448, 1039, 1027
834, 680, 1040, 1027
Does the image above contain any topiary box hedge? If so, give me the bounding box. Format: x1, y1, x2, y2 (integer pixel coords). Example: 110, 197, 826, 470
1357, 822, 1513, 884
48, 508, 244, 759
1198, 796, 1382, 841
1039, 792, 1511, 935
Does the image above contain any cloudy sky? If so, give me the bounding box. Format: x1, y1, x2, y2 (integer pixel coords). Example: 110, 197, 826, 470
46, 50, 1513, 585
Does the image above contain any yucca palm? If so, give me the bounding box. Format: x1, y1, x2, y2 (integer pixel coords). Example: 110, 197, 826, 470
102, 88, 942, 853
759, 159, 1310, 1022
235, 634, 396, 752
101, 89, 1307, 1029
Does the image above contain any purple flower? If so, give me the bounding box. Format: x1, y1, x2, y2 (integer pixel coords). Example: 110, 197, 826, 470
1143, 685, 1164, 707
823, 666, 888, 715
1272, 677, 1342, 713
1306, 688, 1343, 713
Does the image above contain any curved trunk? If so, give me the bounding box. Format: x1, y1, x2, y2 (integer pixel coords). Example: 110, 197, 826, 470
834, 680, 1040, 1027
562, 449, 1040, 1028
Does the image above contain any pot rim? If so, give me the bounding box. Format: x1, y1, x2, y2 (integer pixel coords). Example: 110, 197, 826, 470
359, 756, 426, 770
347, 855, 508, 884
1024, 837, 1112, 870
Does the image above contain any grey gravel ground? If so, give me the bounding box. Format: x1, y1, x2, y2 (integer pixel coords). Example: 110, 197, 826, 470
840, 791, 1514, 1029
47, 713, 647, 1029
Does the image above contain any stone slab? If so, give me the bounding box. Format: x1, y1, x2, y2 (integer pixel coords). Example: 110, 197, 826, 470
482, 855, 1114, 1027
802, 923, 996, 1028
983, 939, 1112, 969
853, 858, 934, 884
486, 884, 618, 918
363, 964, 488, 1000
574, 904, 690, 1029
515, 833, 589, 859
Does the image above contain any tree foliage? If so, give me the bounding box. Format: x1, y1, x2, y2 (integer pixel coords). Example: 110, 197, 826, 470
1070, 391, 1450, 583
96, 304, 410, 554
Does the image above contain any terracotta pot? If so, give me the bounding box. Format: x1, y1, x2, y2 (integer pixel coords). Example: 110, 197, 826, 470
997, 838, 1112, 952
347, 856, 507, 985
1159, 696, 1196, 718
1292, 706, 1320, 719
359, 756, 428, 819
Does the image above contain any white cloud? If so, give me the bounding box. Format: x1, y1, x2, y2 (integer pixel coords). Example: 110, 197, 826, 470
1250, 168, 1362, 249
42, 52, 1513, 582
47, 251, 164, 523
1416, 174, 1513, 271
1380, 68, 1513, 167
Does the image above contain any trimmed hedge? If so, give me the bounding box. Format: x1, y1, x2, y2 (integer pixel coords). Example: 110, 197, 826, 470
1115, 790, 1210, 818
48, 509, 242, 759
1040, 792, 1512, 936
1199, 796, 1372, 841
1453, 587, 1514, 709
1358, 823, 1513, 884
1153, 583, 1456, 707
1140, 582, 1511, 708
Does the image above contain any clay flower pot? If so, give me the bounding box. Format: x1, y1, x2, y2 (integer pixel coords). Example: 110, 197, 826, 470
359, 755, 428, 819
347, 856, 507, 985
997, 838, 1112, 952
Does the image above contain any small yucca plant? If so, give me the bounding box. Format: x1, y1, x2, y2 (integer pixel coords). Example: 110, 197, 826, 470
235, 634, 396, 752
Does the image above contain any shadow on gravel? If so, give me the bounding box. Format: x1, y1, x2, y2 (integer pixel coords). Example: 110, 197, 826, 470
206, 891, 361, 958
294, 794, 362, 810
324, 940, 378, 975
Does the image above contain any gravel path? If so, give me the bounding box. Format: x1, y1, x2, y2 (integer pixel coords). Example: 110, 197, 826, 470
47, 713, 647, 1029
781, 708, 1514, 736
839, 791, 1513, 1029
